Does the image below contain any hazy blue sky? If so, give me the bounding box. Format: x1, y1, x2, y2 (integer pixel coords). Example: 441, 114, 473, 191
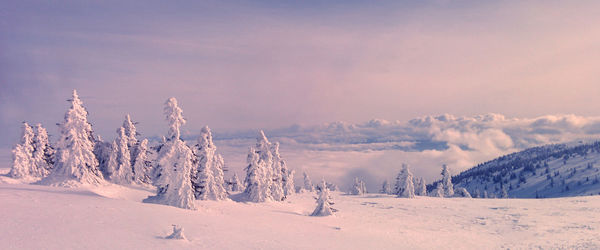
2, 0, 600, 147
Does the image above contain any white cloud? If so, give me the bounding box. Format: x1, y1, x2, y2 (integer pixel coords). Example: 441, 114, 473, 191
214, 113, 600, 191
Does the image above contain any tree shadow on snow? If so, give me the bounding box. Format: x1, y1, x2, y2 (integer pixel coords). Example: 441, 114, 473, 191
270, 209, 306, 216
228, 192, 249, 202
0, 185, 101, 197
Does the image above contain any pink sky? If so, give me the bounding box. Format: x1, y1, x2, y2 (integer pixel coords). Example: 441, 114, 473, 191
1, 1, 600, 145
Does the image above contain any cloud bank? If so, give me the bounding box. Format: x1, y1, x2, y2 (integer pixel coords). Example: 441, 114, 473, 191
213, 114, 600, 191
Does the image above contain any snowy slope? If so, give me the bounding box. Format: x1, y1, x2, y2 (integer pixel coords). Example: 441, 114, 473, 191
450, 141, 600, 198
1, 168, 600, 249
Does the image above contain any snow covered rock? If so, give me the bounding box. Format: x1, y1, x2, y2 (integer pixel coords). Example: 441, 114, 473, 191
165, 225, 186, 240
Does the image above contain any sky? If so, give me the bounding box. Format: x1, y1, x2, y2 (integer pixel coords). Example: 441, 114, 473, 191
2, 1, 600, 186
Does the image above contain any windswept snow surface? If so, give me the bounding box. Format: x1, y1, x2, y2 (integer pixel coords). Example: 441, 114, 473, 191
1, 171, 599, 249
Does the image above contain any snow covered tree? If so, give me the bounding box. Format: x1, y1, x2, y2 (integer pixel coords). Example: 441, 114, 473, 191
327, 182, 339, 192
454, 187, 472, 198
282, 169, 295, 197
501, 186, 509, 198
441, 164, 454, 197
361, 179, 367, 194
31, 124, 54, 177
94, 135, 112, 179
270, 142, 287, 201
253, 131, 282, 201
191, 126, 227, 201
396, 164, 415, 198
143, 97, 196, 210
311, 179, 336, 217
350, 177, 365, 195
39, 90, 104, 186
380, 180, 392, 194
106, 127, 133, 184
132, 139, 152, 184
243, 147, 272, 202
473, 189, 481, 198
122, 114, 138, 150
483, 190, 489, 199
213, 154, 227, 196
9, 122, 35, 179
303, 172, 315, 192
415, 177, 427, 196
229, 172, 243, 192
430, 182, 444, 197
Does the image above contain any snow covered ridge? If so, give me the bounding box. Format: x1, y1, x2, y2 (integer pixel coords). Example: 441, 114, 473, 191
446, 141, 600, 198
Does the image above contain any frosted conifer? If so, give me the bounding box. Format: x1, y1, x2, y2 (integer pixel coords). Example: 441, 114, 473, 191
283, 169, 295, 197
9, 122, 35, 178
350, 177, 364, 195
31, 124, 53, 177
133, 139, 152, 184
230, 172, 243, 192
107, 127, 132, 184
415, 177, 427, 196
311, 179, 336, 216
441, 164, 454, 197
303, 172, 315, 192
192, 126, 227, 200
431, 182, 444, 197
454, 187, 472, 198
269, 141, 285, 201
397, 164, 415, 198
380, 180, 392, 194
122, 114, 138, 150
143, 98, 196, 209
243, 147, 272, 202
39, 90, 104, 186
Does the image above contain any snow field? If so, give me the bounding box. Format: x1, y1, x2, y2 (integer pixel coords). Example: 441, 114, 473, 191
1, 178, 599, 249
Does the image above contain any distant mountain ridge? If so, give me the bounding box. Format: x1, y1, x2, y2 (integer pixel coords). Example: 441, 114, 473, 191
446, 141, 600, 198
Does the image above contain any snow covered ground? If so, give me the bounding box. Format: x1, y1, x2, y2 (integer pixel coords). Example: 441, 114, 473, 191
1, 168, 599, 249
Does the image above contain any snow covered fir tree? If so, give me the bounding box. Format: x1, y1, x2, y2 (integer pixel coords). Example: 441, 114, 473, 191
38, 90, 105, 187
415, 177, 427, 196
350, 177, 367, 195
243, 130, 294, 202
395, 164, 415, 198
228, 172, 243, 192
106, 127, 133, 184
311, 179, 336, 216
143, 97, 196, 210
302, 171, 315, 192
441, 164, 454, 197
132, 139, 153, 185
9, 122, 53, 179
243, 146, 272, 202
380, 180, 392, 194
191, 126, 228, 201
